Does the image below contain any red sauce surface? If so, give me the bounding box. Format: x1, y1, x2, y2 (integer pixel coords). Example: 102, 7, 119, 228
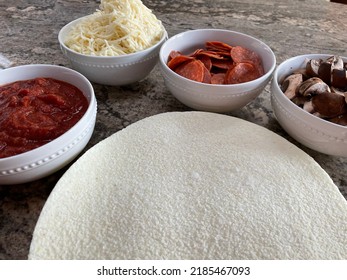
0, 77, 89, 158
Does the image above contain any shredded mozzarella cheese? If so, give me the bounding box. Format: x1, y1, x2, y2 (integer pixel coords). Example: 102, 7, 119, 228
64, 0, 164, 56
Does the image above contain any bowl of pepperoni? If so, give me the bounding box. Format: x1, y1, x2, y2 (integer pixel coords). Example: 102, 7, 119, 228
0, 64, 97, 185
159, 29, 276, 112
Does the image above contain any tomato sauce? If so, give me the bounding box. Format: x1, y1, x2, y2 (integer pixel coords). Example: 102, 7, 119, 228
0, 77, 89, 158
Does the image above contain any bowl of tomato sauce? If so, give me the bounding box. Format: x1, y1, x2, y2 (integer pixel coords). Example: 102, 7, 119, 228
0, 64, 97, 185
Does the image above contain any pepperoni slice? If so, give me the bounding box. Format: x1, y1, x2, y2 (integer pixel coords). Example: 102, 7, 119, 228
211, 58, 234, 70
189, 49, 204, 57
168, 50, 182, 62
242, 60, 265, 77
202, 65, 212, 84
206, 41, 233, 52
211, 73, 226, 84
174, 60, 205, 82
230, 46, 261, 64
167, 55, 194, 70
196, 55, 212, 71
194, 50, 224, 60
224, 62, 261, 84
216, 51, 233, 58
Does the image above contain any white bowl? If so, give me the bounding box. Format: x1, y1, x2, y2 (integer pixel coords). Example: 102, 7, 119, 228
58, 16, 168, 86
159, 29, 276, 112
271, 54, 347, 157
0, 64, 97, 185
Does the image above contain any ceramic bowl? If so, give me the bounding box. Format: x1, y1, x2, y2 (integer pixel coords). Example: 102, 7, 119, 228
271, 54, 347, 157
159, 29, 276, 112
58, 16, 168, 86
0, 64, 97, 185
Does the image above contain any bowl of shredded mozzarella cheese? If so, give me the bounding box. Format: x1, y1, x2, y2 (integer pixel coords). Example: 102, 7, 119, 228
58, 0, 167, 86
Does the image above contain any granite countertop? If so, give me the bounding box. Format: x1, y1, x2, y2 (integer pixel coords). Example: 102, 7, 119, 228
1, 0, 347, 260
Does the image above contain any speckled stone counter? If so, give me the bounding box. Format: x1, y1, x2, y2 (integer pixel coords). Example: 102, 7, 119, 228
0, 0, 347, 259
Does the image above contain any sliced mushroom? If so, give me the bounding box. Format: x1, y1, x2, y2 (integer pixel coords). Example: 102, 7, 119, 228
293, 67, 310, 80
297, 77, 330, 97
318, 55, 344, 85
331, 68, 347, 89
303, 100, 315, 113
331, 87, 347, 105
306, 59, 321, 77
292, 95, 308, 107
329, 114, 347, 126
281, 73, 303, 100
311, 92, 347, 118
331, 56, 344, 70
331, 86, 347, 97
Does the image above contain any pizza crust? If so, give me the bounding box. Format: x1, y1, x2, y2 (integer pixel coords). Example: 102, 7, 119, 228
29, 112, 347, 259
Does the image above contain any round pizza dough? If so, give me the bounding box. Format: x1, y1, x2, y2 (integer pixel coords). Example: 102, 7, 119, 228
29, 112, 347, 259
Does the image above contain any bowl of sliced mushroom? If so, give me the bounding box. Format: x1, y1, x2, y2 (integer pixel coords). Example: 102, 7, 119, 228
271, 54, 347, 156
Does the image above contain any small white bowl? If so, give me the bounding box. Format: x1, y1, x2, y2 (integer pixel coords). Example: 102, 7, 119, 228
271, 54, 347, 157
58, 16, 168, 86
159, 29, 276, 112
0, 64, 97, 185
